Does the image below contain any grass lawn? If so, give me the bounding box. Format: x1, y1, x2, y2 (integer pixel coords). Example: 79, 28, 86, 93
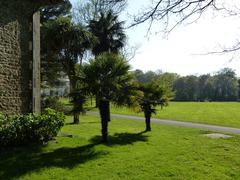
1, 115, 240, 179
60, 98, 240, 127
104, 102, 240, 128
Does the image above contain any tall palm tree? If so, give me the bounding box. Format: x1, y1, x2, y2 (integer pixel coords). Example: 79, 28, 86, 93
83, 53, 139, 142
88, 10, 126, 55
88, 11, 126, 107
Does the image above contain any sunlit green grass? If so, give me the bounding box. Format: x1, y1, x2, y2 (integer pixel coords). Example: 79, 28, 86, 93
59, 97, 72, 106
60, 97, 240, 127
60, 98, 240, 127
1, 115, 240, 179
106, 102, 240, 128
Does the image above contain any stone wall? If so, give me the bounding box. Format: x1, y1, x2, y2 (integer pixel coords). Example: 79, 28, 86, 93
0, 0, 36, 114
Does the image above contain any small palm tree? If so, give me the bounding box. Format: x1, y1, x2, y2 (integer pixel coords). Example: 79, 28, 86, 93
83, 53, 138, 142
69, 90, 86, 124
139, 83, 173, 131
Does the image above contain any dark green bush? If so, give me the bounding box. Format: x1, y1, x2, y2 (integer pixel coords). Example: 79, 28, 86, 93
41, 96, 62, 111
41, 96, 71, 115
0, 108, 65, 147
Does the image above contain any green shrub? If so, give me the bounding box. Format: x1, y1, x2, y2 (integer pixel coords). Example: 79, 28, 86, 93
41, 96, 71, 115
41, 96, 62, 110
0, 108, 65, 147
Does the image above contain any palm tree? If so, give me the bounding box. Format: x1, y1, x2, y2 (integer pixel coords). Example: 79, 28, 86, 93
139, 83, 173, 131
43, 17, 96, 124
89, 11, 126, 107
88, 11, 126, 55
83, 53, 138, 142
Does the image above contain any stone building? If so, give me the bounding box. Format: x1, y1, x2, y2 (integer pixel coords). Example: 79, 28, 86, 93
0, 0, 62, 114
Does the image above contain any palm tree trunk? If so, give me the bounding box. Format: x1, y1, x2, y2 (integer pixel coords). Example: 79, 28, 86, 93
144, 110, 152, 131
99, 100, 110, 143
95, 95, 99, 108
69, 78, 80, 124
73, 112, 80, 124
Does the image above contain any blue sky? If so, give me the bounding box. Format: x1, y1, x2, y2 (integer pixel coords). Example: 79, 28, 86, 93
70, 0, 240, 76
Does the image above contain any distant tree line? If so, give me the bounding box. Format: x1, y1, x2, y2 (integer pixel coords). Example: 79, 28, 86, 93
133, 68, 240, 102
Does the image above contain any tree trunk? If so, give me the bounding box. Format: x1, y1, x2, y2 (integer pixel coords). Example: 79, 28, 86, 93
73, 112, 80, 124
69, 78, 80, 124
91, 96, 93, 106
144, 109, 152, 131
95, 95, 99, 108
99, 100, 110, 143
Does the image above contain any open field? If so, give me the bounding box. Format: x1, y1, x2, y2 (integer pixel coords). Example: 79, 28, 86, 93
60, 98, 240, 127
1, 115, 240, 179
106, 102, 240, 128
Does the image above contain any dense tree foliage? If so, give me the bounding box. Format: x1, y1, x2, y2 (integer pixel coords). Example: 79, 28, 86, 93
173, 69, 239, 101
40, 0, 72, 86
198, 74, 211, 101
174, 76, 199, 101
207, 68, 239, 101
133, 69, 158, 84
133, 68, 240, 101
43, 16, 96, 123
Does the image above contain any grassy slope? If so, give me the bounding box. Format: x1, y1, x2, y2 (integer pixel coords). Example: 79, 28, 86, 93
1, 115, 240, 179
108, 102, 240, 128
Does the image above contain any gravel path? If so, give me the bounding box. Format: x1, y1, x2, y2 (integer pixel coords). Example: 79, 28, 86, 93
88, 112, 240, 135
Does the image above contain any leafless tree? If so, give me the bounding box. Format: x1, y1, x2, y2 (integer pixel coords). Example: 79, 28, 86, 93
72, 0, 127, 25
129, 0, 240, 54
121, 43, 140, 62
130, 0, 223, 31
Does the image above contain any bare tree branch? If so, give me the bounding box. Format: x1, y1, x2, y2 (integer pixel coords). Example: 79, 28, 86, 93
128, 0, 240, 55
128, 0, 220, 31
72, 0, 127, 25
121, 44, 140, 62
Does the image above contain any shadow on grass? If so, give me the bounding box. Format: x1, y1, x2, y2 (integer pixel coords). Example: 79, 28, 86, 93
65, 122, 76, 125
85, 107, 97, 111
65, 121, 100, 126
0, 132, 148, 179
90, 132, 148, 146
0, 143, 106, 179
78, 121, 100, 124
